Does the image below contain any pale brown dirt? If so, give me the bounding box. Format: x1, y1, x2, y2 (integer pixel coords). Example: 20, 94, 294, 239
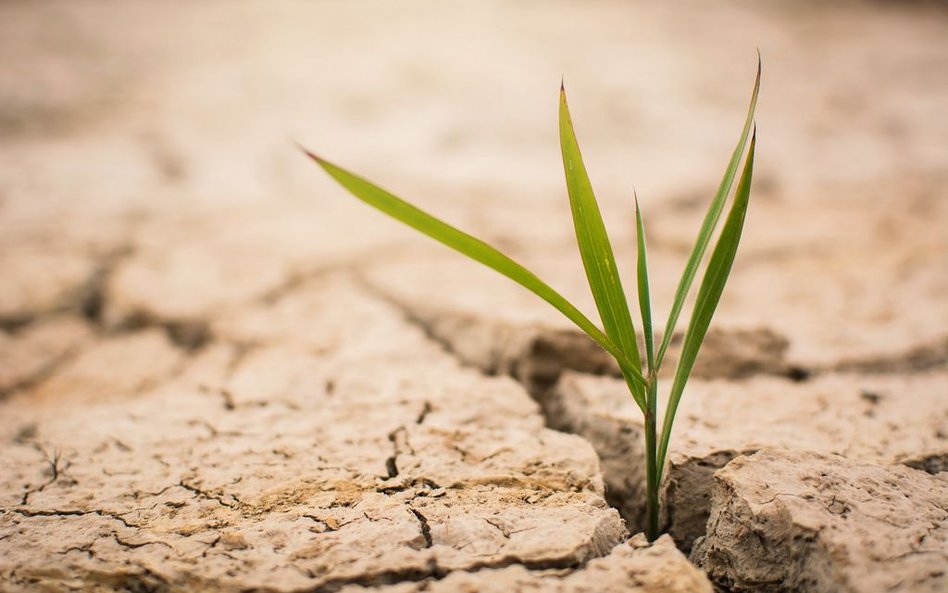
693, 450, 948, 593
1, 1, 946, 592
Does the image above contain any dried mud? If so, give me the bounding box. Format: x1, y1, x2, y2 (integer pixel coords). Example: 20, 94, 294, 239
1, 1, 947, 592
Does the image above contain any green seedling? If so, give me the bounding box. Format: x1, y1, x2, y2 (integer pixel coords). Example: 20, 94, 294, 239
304, 62, 759, 541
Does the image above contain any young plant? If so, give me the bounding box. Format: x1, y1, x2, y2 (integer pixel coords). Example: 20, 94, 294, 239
304, 62, 759, 542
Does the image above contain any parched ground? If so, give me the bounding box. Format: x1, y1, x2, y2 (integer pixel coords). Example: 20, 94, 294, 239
1, 1, 946, 592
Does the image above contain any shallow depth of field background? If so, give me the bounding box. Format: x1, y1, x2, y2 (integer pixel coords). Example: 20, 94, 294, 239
2, 2, 948, 441
3, 1, 946, 352
1, 0, 947, 468
2, 2, 947, 591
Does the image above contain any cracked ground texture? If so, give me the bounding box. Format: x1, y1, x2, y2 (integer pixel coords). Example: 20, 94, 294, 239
1, 1, 947, 592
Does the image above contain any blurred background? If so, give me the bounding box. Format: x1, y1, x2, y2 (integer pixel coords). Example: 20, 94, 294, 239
2, 0, 947, 369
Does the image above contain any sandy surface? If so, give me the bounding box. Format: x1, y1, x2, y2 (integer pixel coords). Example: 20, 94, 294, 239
1, 1, 946, 591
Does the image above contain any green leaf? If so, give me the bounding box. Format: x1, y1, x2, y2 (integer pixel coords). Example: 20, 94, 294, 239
559, 85, 646, 410
303, 149, 647, 394
654, 58, 760, 371
634, 194, 655, 375
657, 129, 756, 472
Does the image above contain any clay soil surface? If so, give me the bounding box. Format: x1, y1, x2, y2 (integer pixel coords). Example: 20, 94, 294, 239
1, 2, 947, 592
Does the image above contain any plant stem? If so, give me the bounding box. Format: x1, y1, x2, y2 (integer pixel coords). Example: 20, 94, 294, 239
644, 379, 660, 541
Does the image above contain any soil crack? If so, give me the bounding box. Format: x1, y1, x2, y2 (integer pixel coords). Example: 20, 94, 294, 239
177, 480, 242, 509
112, 533, 173, 551
5, 507, 141, 529
0, 339, 87, 402
831, 336, 948, 375
409, 507, 433, 548
19, 445, 70, 505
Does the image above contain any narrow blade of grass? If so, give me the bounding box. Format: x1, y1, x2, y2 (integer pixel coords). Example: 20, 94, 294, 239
654, 59, 760, 371
634, 194, 655, 375
559, 84, 646, 409
637, 192, 661, 540
657, 129, 756, 472
303, 148, 647, 395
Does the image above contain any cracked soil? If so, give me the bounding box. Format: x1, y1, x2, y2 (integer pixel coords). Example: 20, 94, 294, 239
1, 2, 947, 592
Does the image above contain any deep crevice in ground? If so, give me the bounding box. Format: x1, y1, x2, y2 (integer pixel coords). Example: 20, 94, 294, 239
358, 279, 948, 567
360, 278, 948, 388
1, 272, 633, 593
11, 270, 942, 592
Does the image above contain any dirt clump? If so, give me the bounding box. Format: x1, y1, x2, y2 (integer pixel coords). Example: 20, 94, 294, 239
693, 449, 948, 593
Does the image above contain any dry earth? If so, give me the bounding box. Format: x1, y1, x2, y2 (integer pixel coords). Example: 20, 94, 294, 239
1, 1, 946, 592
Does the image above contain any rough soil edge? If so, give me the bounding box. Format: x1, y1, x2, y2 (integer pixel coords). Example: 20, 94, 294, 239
0, 275, 650, 593
337, 534, 713, 593
369, 296, 948, 546
692, 449, 948, 593
359, 291, 948, 390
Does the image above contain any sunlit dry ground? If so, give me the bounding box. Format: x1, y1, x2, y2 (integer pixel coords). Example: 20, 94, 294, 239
1, 1, 946, 592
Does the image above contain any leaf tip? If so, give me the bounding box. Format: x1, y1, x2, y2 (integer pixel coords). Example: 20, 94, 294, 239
754, 49, 762, 86
297, 142, 325, 165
